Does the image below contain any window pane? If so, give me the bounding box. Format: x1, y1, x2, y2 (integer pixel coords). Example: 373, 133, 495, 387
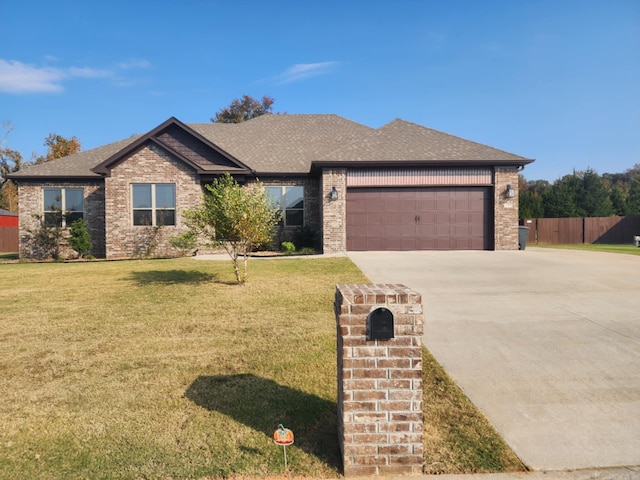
44, 212, 62, 227
265, 187, 283, 208
286, 210, 303, 226
133, 210, 152, 226
65, 212, 84, 225
156, 184, 175, 209
132, 184, 152, 208
156, 209, 175, 226
65, 189, 84, 212
286, 186, 304, 209
44, 189, 62, 211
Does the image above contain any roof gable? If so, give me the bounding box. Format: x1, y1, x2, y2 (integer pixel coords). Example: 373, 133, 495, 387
92, 117, 251, 176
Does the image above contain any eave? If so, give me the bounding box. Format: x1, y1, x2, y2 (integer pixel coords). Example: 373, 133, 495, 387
311, 158, 535, 173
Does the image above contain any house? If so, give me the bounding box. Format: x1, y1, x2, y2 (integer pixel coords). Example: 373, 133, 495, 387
0, 208, 19, 252
9, 114, 533, 259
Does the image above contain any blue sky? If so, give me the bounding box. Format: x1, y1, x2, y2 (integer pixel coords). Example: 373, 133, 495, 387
2, 0, 638, 182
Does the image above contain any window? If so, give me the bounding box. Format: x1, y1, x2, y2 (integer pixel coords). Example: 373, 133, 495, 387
265, 186, 304, 227
43, 188, 84, 227
132, 183, 176, 226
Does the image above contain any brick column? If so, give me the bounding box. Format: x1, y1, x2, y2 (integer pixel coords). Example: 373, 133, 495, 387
321, 168, 347, 254
494, 167, 519, 250
335, 284, 424, 476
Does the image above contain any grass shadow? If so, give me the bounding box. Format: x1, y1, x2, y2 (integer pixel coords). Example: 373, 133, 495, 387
185, 374, 340, 470
128, 269, 223, 285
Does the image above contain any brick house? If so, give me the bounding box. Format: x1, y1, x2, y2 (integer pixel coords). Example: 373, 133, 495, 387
9, 114, 533, 259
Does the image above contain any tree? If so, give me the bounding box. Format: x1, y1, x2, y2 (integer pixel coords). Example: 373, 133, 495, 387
0, 180, 18, 212
211, 95, 275, 123
68, 219, 93, 258
627, 175, 640, 216
518, 175, 546, 219
578, 168, 614, 217
1, 122, 24, 212
184, 173, 281, 284
34, 133, 81, 163
543, 174, 583, 217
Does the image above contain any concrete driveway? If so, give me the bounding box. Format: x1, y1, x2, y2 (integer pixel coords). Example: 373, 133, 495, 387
347, 248, 640, 471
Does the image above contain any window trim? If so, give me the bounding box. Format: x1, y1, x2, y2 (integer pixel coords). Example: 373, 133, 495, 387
131, 183, 176, 227
43, 187, 84, 228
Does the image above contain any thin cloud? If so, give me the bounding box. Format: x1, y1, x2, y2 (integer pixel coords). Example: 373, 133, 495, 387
0, 59, 65, 93
273, 61, 340, 84
0, 58, 150, 94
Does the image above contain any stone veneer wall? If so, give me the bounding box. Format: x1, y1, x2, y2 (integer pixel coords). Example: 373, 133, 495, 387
17, 180, 105, 258
104, 144, 201, 259
494, 167, 520, 250
321, 168, 347, 254
335, 284, 424, 476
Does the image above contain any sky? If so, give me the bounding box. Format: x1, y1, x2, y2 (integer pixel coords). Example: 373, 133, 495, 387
1, 0, 638, 182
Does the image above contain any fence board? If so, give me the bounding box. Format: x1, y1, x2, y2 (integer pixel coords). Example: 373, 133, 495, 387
0, 226, 19, 252
523, 216, 640, 245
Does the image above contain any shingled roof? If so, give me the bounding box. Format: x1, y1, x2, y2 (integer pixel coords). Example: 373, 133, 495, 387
8, 135, 143, 179
315, 119, 532, 165
189, 114, 375, 173
8, 114, 532, 179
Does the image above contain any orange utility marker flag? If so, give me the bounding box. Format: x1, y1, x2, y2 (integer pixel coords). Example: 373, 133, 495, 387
273, 424, 294, 469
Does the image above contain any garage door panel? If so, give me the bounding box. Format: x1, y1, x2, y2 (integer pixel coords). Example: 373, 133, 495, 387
436, 198, 451, 210
347, 186, 492, 251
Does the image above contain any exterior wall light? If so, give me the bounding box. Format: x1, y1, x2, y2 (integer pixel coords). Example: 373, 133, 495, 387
506, 184, 515, 198
329, 186, 339, 201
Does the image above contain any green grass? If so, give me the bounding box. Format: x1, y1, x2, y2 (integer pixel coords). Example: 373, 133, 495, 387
535, 243, 640, 255
0, 252, 18, 261
0, 257, 525, 479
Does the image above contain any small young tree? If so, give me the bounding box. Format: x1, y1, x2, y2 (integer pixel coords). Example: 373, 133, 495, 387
68, 219, 93, 258
24, 214, 65, 260
184, 173, 281, 284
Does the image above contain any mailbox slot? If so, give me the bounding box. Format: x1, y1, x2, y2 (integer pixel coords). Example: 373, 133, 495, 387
367, 307, 394, 340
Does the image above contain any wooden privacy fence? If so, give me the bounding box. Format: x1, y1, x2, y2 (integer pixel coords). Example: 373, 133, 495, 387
522, 216, 640, 245
0, 226, 19, 252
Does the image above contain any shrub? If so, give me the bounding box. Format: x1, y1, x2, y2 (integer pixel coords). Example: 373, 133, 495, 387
170, 231, 198, 256
24, 214, 64, 260
68, 219, 93, 258
281, 241, 295, 255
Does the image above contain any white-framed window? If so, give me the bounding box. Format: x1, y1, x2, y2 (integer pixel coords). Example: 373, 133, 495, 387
43, 188, 84, 227
132, 183, 176, 226
265, 185, 304, 227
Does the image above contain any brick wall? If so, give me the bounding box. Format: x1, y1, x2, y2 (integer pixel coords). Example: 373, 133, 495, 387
17, 180, 105, 259
258, 177, 321, 249
335, 284, 424, 476
105, 144, 201, 259
322, 168, 347, 254
494, 167, 519, 250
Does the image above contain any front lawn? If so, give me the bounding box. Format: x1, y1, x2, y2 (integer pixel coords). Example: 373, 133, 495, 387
0, 257, 524, 479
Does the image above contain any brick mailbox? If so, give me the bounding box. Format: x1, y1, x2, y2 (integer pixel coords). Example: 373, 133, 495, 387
335, 284, 424, 476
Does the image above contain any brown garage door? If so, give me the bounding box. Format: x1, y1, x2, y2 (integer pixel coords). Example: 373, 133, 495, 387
346, 187, 493, 251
